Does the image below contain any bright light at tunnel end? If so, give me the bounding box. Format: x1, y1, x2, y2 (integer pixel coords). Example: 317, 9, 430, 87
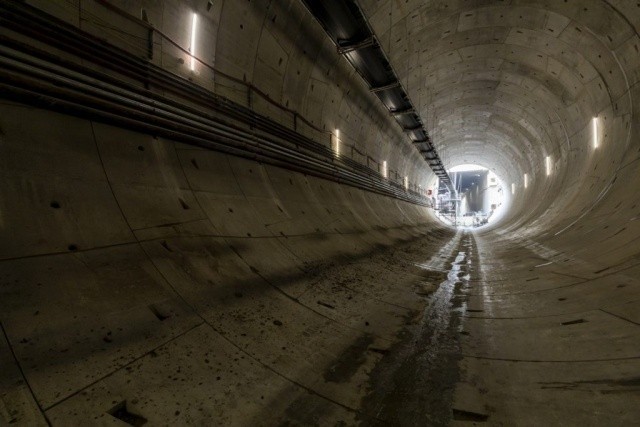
592, 117, 599, 149
437, 164, 508, 229
190, 13, 198, 71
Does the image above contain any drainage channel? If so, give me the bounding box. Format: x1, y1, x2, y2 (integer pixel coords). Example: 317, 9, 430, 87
358, 230, 475, 426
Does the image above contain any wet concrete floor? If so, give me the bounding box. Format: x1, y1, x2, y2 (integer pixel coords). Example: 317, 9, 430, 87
357, 231, 476, 425
2, 225, 482, 425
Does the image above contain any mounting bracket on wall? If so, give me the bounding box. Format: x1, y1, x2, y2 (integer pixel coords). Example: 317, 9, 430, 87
337, 36, 376, 54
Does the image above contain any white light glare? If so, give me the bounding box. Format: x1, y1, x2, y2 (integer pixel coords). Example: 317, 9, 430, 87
592, 117, 598, 148
382, 160, 388, 178
524, 173, 528, 189
545, 155, 551, 176
190, 13, 198, 71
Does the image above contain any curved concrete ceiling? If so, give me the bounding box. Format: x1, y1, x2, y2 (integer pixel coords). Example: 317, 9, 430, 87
358, 0, 636, 234
0, 0, 639, 425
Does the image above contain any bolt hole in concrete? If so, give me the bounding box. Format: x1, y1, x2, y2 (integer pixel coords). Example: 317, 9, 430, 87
452, 408, 489, 422
50, 201, 61, 209
178, 198, 190, 210
433, 164, 507, 228
561, 319, 587, 326
108, 401, 147, 426
148, 303, 172, 321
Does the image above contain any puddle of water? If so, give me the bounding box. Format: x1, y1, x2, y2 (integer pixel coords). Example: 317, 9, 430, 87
358, 232, 474, 426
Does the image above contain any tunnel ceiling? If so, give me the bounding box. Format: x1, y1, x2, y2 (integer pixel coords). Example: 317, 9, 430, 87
357, 0, 637, 231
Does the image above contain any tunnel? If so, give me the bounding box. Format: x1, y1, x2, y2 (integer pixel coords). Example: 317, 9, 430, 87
1, 0, 639, 425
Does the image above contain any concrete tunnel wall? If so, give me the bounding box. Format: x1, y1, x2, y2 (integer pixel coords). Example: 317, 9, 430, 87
0, 101, 451, 424
1, 0, 640, 425
28, 0, 435, 189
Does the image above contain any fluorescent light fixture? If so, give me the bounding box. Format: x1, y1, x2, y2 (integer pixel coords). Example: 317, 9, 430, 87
404, 176, 409, 190
511, 183, 515, 195
545, 155, 551, 176
334, 129, 340, 156
524, 173, 528, 189
190, 13, 198, 71
382, 160, 388, 178
592, 117, 598, 148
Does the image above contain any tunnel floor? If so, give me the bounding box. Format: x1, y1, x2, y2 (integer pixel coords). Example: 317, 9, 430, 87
5, 222, 638, 425
4, 226, 470, 425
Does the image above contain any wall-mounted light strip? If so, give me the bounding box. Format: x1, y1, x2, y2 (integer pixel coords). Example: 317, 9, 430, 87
382, 160, 388, 178
592, 117, 599, 148
545, 155, 551, 176
511, 183, 515, 195
524, 173, 528, 189
190, 13, 198, 71
333, 129, 340, 156
404, 176, 409, 190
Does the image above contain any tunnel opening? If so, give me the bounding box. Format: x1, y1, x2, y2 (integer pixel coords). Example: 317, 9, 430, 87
434, 164, 507, 229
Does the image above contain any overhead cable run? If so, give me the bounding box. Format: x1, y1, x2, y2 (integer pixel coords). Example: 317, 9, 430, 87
299, 0, 453, 190
0, 1, 430, 207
